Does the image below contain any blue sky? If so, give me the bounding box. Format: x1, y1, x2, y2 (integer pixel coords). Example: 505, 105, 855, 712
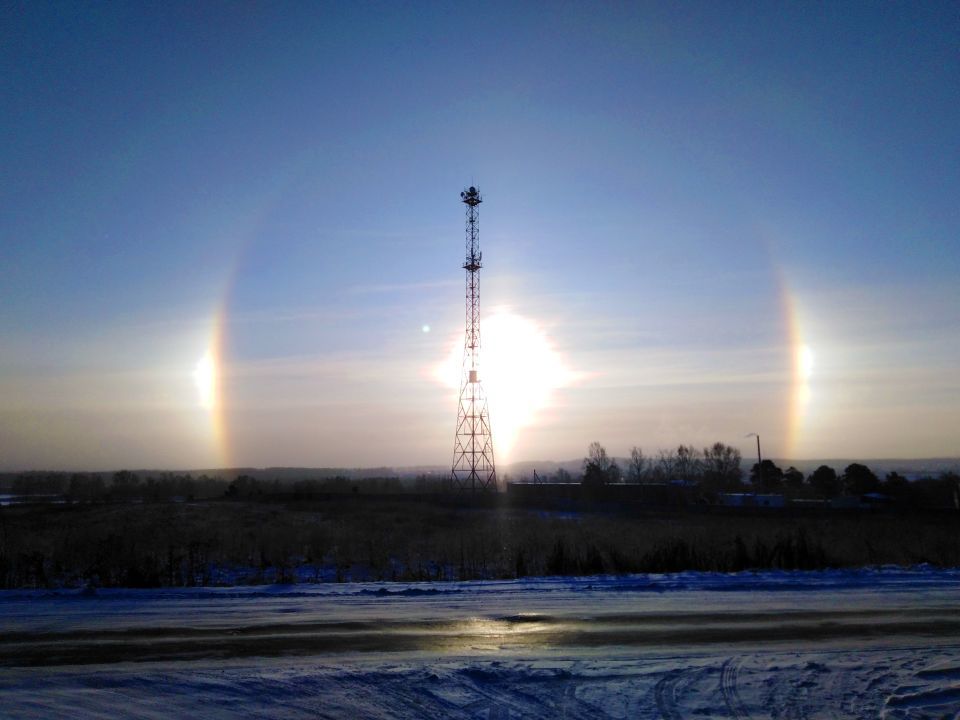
2, 3, 958, 470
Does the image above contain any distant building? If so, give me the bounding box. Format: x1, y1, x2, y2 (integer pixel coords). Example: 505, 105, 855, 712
719, 493, 785, 508
789, 498, 830, 509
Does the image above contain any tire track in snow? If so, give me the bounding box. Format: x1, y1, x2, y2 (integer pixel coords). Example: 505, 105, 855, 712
457, 679, 522, 719
558, 677, 578, 719
461, 696, 517, 719
721, 657, 754, 719
774, 659, 829, 720
824, 657, 860, 716
654, 670, 683, 720
881, 659, 960, 720
485, 703, 510, 720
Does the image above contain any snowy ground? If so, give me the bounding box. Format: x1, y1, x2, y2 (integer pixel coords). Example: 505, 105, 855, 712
2, 569, 959, 718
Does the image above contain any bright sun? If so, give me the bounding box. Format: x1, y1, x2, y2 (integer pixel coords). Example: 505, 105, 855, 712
794, 343, 815, 407
193, 351, 217, 411
434, 308, 576, 461
799, 344, 814, 380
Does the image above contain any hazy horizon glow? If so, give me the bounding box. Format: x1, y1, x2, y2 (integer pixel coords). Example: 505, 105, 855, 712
1, 4, 958, 471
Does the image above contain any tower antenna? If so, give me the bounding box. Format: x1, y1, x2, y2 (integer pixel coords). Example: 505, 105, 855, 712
450, 185, 497, 491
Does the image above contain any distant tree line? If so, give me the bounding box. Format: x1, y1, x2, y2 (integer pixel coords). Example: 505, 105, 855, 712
4, 470, 457, 504
6, 458, 959, 510
574, 442, 959, 508
579, 441, 744, 490
10, 471, 229, 502
224, 474, 454, 498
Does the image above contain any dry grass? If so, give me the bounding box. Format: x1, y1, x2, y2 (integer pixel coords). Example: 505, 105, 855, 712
1, 497, 957, 588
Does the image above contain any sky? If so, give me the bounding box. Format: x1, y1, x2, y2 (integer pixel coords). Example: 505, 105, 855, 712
1, 2, 958, 471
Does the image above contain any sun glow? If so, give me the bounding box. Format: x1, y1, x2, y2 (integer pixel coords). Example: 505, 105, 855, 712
790, 340, 815, 450
780, 277, 817, 459
193, 351, 218, 411
799, 344, 814, 381
794, 343, 814, 406
435, 308, 576, 462
191, 320, 229, 467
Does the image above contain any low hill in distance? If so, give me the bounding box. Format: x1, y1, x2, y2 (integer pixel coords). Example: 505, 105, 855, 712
2, 457, 959, 489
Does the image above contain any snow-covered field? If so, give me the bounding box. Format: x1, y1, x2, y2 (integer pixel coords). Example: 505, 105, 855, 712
2, 569, 959, 718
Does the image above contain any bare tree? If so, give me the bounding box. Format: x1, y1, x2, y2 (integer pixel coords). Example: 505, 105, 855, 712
702, 442, 743, 491
674, 445, 703, 482
627, 447, 647, 484
583, 442, 621, 487
652, 449, 676, 482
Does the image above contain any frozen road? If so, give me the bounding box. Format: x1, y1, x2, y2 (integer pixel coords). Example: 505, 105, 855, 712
2, 569, 959, 718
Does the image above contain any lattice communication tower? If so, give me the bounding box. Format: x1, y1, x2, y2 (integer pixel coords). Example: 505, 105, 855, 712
450, 186, 497, 491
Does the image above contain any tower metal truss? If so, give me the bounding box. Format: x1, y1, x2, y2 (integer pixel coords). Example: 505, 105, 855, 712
450, 186, 497, 491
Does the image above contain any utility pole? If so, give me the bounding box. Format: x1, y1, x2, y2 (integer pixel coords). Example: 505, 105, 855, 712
747, 433, 763, 488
